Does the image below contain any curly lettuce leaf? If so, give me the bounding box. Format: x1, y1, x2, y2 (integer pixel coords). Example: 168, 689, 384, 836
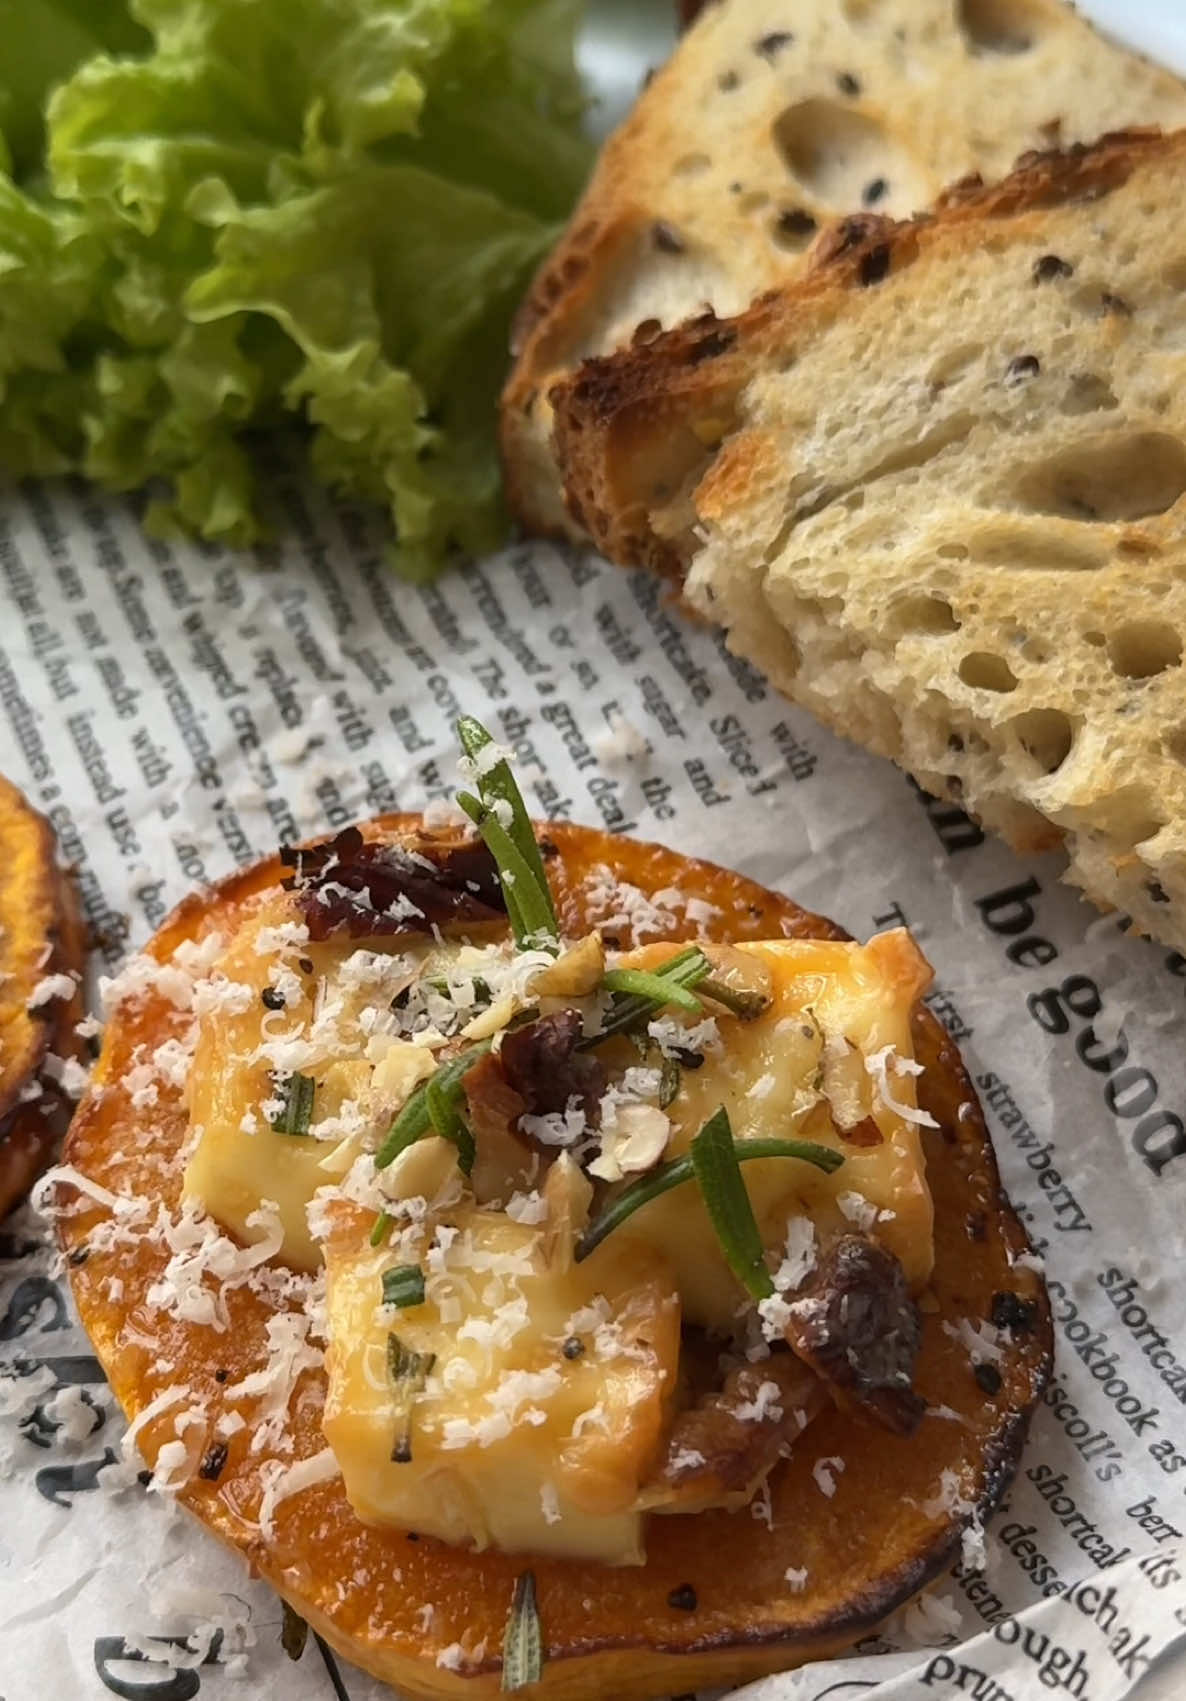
0, 0, 590, 572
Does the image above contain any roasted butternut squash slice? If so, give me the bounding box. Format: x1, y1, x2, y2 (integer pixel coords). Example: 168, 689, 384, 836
55, 816, 1050, 1700
0, 774, 86, 1216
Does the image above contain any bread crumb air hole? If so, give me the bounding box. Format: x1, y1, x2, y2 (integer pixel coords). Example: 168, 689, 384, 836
773, 102, 928, 214
841, 0, 881, 22
928, 344, 985, 389
957, 0, 1043, 53
1164, 728, 1186, 764
1014, 433, 1186, 522
1060, 374, 1118, 415
959, 651, 1018, 692
1106, 621, 1183, 680
887, 594, 960, 635
1010, 708, 1074, 775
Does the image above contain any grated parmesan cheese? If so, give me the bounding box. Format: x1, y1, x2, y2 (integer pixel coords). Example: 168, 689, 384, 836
864, 1045, 939, 1129
733, 1380, 784, 1424
812, 1456, 845, 1498
256, 1446, 341, 1542
836, 1190, 879, 1232
41, 1053, 90, 1099
943, 1317, 1006, 1366
27, 972, 77, 1007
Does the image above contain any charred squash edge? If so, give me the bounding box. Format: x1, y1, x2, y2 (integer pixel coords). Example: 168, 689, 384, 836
0, 777, 87, 1215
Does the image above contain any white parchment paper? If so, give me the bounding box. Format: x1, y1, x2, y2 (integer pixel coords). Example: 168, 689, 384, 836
0, 467, 1181, 1701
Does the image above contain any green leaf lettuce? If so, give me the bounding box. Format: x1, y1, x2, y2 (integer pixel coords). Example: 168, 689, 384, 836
0, 0, 591, 573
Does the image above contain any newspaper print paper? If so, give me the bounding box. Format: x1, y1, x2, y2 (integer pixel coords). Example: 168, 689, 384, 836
0, 468, 1182, 1700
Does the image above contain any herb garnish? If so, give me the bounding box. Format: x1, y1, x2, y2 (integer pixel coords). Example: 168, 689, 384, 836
501, 1570, 543, 1692
658, 1054, 681, 1109
690, 1109, 774, 1299
425, 1071, 477, 1174
698, 976, 770, 1020
369, 1209, 392, 1247
457, 793, 559, 953
601, 965, 704, 1013
270, 1072, 315, 1135
280, 1601, 309, 1660
387, 1333, 435, 1463
374, 1039, 494, 1170
456, 715, 558, 951
580, 946, 711, 1047
575, 1110, 842, 1263
381, 1265, 426, 1309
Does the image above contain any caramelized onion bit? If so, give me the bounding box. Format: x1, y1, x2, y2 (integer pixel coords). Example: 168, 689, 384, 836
281, 827, 506, 940
782, 1235, 925, 1436
499, 1009, 606, 1129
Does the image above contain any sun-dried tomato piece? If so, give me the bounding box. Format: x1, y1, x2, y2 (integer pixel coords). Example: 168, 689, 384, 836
499, 1009, 606, 1129
783, 1235, 925, 1435
281, 827, 505, 941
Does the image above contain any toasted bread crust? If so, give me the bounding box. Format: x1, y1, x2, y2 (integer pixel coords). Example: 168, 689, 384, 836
551, 127, 1186, 953
500, 0, 1186, 539
550, 128, 1180, 570
59, 817, 1050, 1700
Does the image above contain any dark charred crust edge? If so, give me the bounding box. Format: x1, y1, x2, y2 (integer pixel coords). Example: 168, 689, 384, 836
548, 128, 1177, 573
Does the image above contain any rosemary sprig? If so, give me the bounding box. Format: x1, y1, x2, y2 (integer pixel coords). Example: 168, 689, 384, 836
456, 715, 558, 950
580, 946, 710, 1049
501, 1571, 543, 1692
381, 1265, 426, 1309
457, 792, 558, 952
601, 966, 704, 1014
425, 1070, 476, 1175
387, 1333, 435, 1464
698, 976, 770, 1020
658, 1054, 681, 1109
374, 1039, 493, 1170
457, 716, 554, 912
690, 1109, 773, 1299
575, 1116, 843, 1263
269, 1072, 315, 1135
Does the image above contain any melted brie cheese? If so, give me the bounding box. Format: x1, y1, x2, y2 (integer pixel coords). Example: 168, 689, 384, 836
618, 929, 934, 1330
183, 899, 534, 1268
184, 889, 937, 1565
323, 1202, 679, 1563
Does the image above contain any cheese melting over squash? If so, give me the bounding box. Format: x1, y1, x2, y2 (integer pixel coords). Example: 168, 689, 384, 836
323, 1201, 679, 1564
617, 930, 934, 1330
183, 896, 935, 1563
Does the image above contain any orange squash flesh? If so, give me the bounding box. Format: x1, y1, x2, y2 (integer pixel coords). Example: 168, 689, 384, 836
59, 818, 1051, 1699
0, 774, 87, 1216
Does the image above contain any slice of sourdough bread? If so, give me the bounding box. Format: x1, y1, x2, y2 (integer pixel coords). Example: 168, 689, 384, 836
550, 130, 1186, 950
501, 0, 1186, 540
